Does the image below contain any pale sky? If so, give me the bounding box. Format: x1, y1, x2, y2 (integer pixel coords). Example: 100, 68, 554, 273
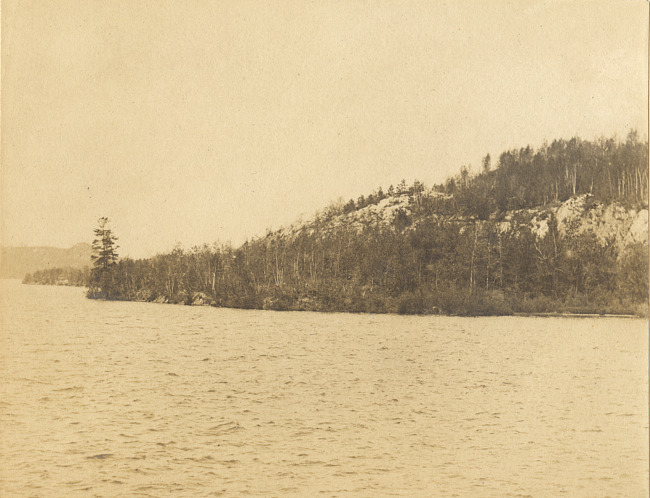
2, 0, 648, 258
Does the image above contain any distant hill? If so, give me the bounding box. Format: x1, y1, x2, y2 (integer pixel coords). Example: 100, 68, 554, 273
0, 243, 93, 279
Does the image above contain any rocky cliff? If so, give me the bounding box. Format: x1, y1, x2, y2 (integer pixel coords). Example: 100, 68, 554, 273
273, 191, 648, 258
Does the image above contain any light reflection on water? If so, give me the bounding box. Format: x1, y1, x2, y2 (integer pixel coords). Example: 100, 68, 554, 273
1, 280, 648, 496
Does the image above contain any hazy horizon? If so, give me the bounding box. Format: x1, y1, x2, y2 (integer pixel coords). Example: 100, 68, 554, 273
2, 0, 648, 259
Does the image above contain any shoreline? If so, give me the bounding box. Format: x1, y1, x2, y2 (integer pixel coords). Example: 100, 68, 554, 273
16, 280, 648, 318
90, 291, 648, 318
512, 312, 641, 319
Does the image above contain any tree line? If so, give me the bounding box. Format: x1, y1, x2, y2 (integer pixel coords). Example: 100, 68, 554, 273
445, 130, 648, 219
328, 130, 647, 221
23, 266, 90, 286
91, 212, 646, 315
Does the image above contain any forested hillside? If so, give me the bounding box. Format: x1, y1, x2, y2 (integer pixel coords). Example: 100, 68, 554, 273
26, 132, 649, 315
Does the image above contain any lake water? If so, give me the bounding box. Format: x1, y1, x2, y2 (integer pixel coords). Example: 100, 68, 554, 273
1, 279, 648, 497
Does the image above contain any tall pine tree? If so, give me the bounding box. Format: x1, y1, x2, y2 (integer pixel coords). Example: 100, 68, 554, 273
89, 217, 119, 298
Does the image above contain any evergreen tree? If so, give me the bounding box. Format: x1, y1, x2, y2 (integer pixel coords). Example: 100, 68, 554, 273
89, 217, 119, 298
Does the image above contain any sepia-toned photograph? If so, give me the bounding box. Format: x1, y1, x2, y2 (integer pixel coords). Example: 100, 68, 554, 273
1, 0, 648, 496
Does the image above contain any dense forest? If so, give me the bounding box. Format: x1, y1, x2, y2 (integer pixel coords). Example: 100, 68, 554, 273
25, 132, 649, 315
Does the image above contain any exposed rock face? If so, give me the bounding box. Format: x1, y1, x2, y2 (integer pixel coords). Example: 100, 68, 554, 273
275, 193, 433, 239
538, 195, 648, 256
273, 192, 648, 259
625, 209, 649, 245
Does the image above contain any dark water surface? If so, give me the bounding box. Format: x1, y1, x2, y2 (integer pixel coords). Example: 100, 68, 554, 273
1, 280, 647, 496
